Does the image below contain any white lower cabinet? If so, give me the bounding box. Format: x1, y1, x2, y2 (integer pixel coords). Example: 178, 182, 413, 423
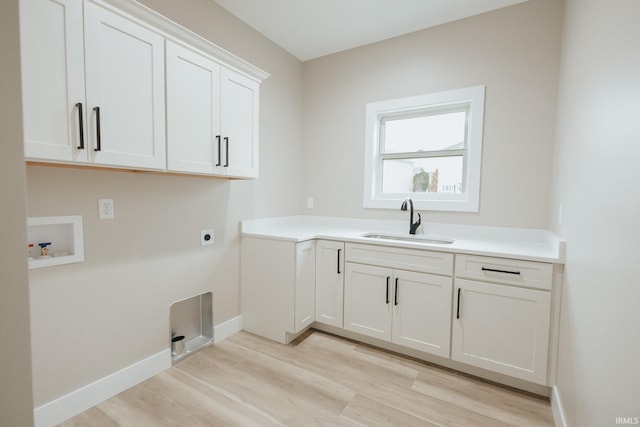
344, 263, 393, 341
241, 236, 558, 388
344, 262, 453, 358
240, 237, 315, 343
294, 241, 316, 333
452, 255, 553, 385
392, 270, 452, 357
315, 240, 345, 328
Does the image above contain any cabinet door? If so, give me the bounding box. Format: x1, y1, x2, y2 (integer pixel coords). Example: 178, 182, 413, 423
220, 67, 259, 178
315, 240, 344, 328
166, 41, 222, 174
20, 0, 88, 162
452, 279, 551, 384
241, 237, 296, 344
344, 263, 393, 341
392, 270, 452, 357
294, 241, 316, 333
84, 1, 166, 170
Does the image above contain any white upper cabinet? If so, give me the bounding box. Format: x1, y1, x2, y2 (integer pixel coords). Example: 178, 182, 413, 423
21, 0, 166, 170
21, 0, 267, 177
20, 0, 87, 162
83, 1, 166, 169
166, 41, 222, 174
220, 68, 260, 178
166, 42, 260, 178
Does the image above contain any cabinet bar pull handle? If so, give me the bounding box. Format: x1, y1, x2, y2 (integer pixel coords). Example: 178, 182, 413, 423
394, 278, 399, 306
337, 248, 341, 274
224, 137, 229, 167
481, 267, 521, 275
216, 135, 221, 166
456, 288, 461, 319
93, 107, 101, 151
76, 103, 84, 150
386, 276, 390, 304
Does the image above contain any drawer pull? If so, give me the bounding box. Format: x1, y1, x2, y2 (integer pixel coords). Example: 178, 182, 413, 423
216, 135, 221, 166
93, 106, 101, 152
394, 278, 399, 306
76, 103, 84, 150
224, 136, 229, 167
386, 276, 390, 304
481, 267, 521, 275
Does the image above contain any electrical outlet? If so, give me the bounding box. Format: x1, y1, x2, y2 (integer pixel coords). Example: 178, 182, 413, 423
201, 229, 214, 246
307, 197, 314, 209
98, 199, 114, 220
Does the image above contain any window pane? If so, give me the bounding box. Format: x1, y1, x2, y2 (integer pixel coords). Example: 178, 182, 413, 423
382, 157, 463, 194
383, 111, 466, 153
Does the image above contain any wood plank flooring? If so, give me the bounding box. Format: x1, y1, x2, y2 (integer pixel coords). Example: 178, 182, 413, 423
60, 330, 554, 426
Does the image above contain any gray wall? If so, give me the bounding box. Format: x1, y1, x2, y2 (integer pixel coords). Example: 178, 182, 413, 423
27, 0, 303, 406
301, 0, 563, 228
550, 0, 640, 424
0, 0, 35, 425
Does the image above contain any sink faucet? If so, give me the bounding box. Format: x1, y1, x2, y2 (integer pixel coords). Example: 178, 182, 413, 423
400, 198, 421, 235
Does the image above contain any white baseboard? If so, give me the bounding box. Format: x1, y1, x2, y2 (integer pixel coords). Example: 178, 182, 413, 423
551, 385, 568, 427
214, 315, 242, 343
33, 350, 170, 427
33, 316, 242, 427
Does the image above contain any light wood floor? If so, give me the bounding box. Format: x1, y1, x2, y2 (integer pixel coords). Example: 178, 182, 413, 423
60, 330, 554, 426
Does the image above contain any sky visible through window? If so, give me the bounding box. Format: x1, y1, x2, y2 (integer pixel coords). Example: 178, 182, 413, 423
383, 111, 466, 153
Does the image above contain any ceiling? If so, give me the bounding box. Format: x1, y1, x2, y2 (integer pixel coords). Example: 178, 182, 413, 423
212, 0, 529, 61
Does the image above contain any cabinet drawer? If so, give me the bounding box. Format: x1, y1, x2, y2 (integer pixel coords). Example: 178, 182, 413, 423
346, 243, 453, 276
455, 254, 552, 290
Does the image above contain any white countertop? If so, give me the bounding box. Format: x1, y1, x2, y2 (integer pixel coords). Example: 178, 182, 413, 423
241, 216, 565, 263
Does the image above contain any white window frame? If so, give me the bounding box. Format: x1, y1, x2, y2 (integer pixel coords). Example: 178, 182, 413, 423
363, 85, 485, 212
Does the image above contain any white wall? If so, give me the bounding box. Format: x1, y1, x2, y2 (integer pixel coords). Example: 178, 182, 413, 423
550, 0, 640, 425
0, 0, 35, 425
26, 0, 303, 406
302, 0, 563, 229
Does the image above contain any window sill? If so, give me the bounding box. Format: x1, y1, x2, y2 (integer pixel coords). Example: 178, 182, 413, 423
363, 197, 479, 212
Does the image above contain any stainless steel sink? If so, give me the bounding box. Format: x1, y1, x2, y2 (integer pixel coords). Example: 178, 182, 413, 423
362, 233, 454, 245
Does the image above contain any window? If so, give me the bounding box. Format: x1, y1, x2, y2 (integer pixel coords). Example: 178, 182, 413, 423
363, 85, 485, 212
